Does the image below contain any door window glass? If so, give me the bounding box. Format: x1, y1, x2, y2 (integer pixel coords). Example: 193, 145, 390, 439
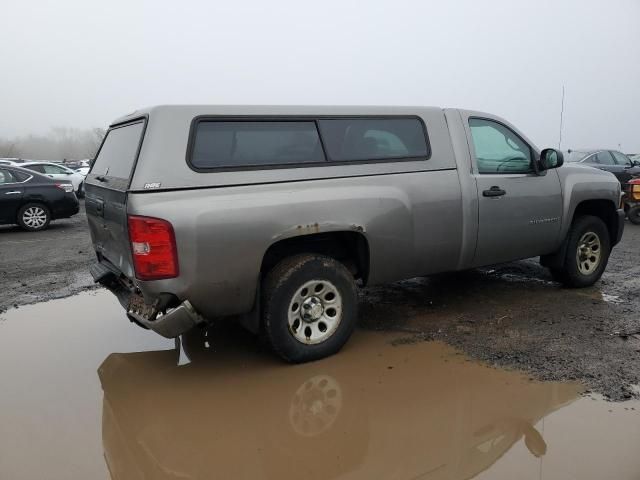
611, 151, 632, 166
25, 164, 45, 173
42, 164, 67, 174
0, 169, 17, 184
594, 151, 614, 165
468, 119, 532, 174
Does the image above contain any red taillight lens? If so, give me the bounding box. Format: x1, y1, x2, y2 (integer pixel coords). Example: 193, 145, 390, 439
127, 215, 179, 280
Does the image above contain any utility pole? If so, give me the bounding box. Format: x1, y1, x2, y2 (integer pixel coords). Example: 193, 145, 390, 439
558, 85, 565, 150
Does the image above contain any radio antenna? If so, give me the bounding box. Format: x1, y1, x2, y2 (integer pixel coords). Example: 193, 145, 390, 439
558, 85, 565, 150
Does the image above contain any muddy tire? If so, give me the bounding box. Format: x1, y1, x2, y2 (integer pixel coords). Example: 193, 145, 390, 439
262, 254, 358, 363
551, 215, 610, 288
628, 206, 640, 225
17, 203, 51, 232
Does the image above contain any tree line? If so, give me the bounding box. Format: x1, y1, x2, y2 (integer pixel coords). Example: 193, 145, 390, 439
0, 127, 106, 161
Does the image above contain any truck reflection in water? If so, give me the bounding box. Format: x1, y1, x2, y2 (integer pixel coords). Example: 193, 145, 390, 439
98, 329, 579, 480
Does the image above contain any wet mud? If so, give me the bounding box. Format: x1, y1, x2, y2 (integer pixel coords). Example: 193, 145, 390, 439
0, 292, 639, 479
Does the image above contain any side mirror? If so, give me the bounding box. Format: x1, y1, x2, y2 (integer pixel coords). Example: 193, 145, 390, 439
539, 148, 564, 171
633, 160, 640, 167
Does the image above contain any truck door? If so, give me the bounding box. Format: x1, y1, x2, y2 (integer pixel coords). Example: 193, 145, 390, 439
462, 115, 563, 267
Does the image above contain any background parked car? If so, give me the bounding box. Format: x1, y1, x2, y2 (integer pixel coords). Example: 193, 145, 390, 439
0, 159, 18, 166
565, 149, 640, 185
74, 166, 90, 176
20, 161, 86, 197
0, 165, 79, 231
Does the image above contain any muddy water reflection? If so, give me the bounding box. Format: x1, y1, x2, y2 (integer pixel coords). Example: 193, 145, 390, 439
100, 328, 579, 480
1, 291, 638, 480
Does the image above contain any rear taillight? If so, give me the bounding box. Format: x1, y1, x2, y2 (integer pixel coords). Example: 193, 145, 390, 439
127, 215, 179, 280
56, 183, 74, 193
630, 179, 640, 200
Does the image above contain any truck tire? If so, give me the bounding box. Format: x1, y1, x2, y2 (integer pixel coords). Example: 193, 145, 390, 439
628, 206, 640, 225
17, 203, 51, 232
262, 254, 358, 363
550, 215, 610, 288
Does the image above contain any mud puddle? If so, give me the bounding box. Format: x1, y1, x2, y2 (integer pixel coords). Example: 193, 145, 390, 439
0, 291, 639, 480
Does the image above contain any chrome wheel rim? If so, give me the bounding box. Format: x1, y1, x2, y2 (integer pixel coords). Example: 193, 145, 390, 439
22, 207, 47, 229
288, 279, 342, 344
576, 231, 601, 275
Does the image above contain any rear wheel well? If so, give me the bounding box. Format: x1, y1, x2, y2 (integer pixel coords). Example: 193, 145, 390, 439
260, 232, 370, 284
572, 199, 618, 245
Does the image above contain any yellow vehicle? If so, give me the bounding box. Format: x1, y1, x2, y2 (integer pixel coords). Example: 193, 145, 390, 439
623, 177, 640, 224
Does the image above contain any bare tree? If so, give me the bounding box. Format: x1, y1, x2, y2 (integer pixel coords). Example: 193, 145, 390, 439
0, 127, 106, 160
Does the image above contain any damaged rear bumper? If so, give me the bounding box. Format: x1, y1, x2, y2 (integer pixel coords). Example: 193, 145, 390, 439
90, 261, 205, 338
126, 299, 204, 338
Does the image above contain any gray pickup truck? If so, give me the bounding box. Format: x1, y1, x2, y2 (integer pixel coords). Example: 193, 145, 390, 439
85, 106, 624, 362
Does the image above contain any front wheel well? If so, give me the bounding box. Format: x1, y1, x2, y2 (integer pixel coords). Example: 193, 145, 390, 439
572, 199, 619, 246
260, 231, 370, 285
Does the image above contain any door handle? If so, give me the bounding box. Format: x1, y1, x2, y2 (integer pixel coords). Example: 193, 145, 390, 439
5, 191, 21, 195
95, 199, 104, 217
483, 186, 506, 197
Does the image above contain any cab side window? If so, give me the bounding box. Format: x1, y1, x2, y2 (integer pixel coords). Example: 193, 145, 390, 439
469, 118, 533, 174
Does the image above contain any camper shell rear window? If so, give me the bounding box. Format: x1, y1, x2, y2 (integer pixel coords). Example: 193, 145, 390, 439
91, 120, 146, 182
187, 116, 430, 171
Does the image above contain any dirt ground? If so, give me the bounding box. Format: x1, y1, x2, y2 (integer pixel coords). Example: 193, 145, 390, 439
0, 200, 95, 311
1, 204, 638, 400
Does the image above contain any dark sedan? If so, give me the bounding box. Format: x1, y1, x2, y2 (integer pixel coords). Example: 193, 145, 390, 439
566, 149, 640, 185
0, 165, 79, 231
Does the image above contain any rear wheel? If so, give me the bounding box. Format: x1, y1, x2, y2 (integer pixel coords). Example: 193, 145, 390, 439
550, 215, 610, 288
628, 206, 640, 225
17, 203, 51, 232
262, 254, 358, 363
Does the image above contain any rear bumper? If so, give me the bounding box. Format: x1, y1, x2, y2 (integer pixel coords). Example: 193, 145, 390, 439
52, 194, 79, 219
90, 261, 205, 338
127, 299, 204, 338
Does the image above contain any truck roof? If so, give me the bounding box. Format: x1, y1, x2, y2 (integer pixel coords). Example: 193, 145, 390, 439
111, 105, 446, 126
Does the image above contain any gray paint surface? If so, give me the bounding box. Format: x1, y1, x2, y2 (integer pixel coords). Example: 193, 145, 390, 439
85, 105, 621, 323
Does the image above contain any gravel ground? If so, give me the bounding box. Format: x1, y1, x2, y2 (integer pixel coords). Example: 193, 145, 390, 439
0, 200, 96, 312
1, 204, 638, 400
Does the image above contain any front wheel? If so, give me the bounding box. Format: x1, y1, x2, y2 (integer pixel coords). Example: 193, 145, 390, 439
262, 254, 358, 363
550, 215, 610, 288
17, 203, 51, 232
628, 206, 640, 225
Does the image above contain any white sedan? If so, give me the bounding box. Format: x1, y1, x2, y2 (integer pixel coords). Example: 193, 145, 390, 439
21, 161, 86, 197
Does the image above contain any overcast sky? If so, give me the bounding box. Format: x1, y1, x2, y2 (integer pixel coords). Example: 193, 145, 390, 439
1, 0, 639, 151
